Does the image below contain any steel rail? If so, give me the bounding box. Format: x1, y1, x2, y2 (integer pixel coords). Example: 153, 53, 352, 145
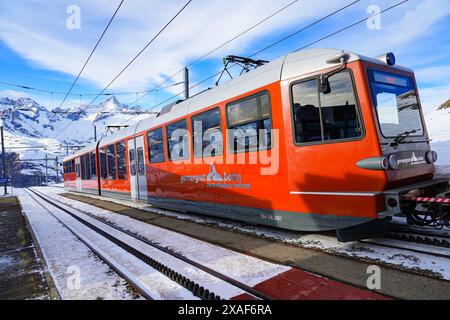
29, 188, 272, 300
24, 188, 154, 300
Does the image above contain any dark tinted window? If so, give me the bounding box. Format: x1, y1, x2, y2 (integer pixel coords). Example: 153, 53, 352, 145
292, 71, 362, 144
80, 155, 86, 180
292, 79, 322, 143
100, 148, 107, 179
166, 119, 189, 161
129, 149, 136, 176
107, 144, 116, 180
192, 108, 222, 157
148, 128, 165, 163
90, 152, 96, 180
85, 154, 91, 180
226, 92, 271, 152
76, 162, 80, 178
116, 141, 126, 180
320, 72, 361, 140
137, 147, 145, 175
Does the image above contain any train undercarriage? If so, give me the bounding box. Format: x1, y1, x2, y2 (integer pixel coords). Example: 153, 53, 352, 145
337, 178, 450, 242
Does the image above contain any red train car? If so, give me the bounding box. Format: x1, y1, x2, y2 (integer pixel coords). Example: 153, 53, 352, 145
63, 49, 448, 241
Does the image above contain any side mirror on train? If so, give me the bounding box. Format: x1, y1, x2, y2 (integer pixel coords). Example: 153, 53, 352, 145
320, 76, 331, 94
320, 51, 351, 94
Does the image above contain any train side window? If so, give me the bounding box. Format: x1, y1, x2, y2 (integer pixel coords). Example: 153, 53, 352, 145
116, 141, 127, 180
76, 162, 80, 178
147, 128, 165, 163
71, 160, 75, 173
319, 72, 361, 141
85, 153, 91, 180
100, 148, 107, 180
291, 71, 362, 144
166, 119, 189, 161
192, 108, 223, 158
129, 149, 136, 176
137, 147, 145, 175
292, 79, 322, 143
107, 144, 117, 180
226, 92, 272, 153
90, 152, 97, 180
80, 155, 86, 180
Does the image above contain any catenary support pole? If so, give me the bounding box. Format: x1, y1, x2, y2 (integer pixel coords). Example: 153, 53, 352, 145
1, 125, 7, 194
45, 154, 48, 186
184, 67, 189, 100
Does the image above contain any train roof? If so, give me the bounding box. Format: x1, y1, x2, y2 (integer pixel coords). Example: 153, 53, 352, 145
64, 48, 413, 162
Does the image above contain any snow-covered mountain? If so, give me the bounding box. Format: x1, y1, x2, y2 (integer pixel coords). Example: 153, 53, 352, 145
0, 96, 152, 184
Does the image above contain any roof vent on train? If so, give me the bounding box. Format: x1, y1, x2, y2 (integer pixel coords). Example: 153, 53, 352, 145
157, 99, 185, 117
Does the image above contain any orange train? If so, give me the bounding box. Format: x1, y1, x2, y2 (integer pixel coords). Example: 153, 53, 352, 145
63, 49, 449, 241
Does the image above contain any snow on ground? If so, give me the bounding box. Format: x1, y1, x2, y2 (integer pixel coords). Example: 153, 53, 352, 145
46, 186, 450, 281
28, 189, 197, 300
39, 187, 291, 296
0, 186, 15, 197
15, 188, 140, 300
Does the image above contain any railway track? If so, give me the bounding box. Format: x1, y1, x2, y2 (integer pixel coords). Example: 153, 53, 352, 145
26, 188, 271, 300
25, 188, 154, 300
386, 229, 450, 249
45, 186, 450, 281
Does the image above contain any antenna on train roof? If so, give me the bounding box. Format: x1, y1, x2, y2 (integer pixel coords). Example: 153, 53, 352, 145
215, 55, 269, 86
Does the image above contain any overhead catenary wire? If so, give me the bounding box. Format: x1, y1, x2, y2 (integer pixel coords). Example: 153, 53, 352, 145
156, 0, 408, 112
0, 80, 152, 96
123, 0, 370, 122
58, 0, 125, 109
130, 0, 301, 106
116, 0, 361, 126
53, 0, 193, 139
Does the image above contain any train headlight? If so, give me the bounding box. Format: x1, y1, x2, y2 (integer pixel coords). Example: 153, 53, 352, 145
376, 52, 396, 66
386, 52, 396, 66
388, 155, 398, 170
380, 156, 389, 170
426, 151, 438, 163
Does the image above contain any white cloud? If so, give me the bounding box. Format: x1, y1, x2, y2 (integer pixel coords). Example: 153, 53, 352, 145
0, 0, 357, 92
0, 90, 31, 100
324, 0, 450, 58
415, 65, 450, 84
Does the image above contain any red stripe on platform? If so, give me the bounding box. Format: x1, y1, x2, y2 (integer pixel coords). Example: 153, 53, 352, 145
232, 268, 390, 300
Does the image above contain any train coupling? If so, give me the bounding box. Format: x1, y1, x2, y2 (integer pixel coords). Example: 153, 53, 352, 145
380, 178, 450, 228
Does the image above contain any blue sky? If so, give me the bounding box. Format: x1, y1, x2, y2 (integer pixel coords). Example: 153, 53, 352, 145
0, 0, 449, 116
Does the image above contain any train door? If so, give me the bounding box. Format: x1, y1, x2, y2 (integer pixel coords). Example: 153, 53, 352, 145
127, 136, 148, 201
75, 157, 81, 192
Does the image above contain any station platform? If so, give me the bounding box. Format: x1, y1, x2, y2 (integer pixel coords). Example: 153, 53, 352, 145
0, 197, 56, 300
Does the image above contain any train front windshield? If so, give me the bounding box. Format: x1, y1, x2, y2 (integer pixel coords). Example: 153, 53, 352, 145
369, 69, 424, 138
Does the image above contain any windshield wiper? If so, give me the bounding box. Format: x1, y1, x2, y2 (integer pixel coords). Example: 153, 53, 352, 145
388, 128, 421, 149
